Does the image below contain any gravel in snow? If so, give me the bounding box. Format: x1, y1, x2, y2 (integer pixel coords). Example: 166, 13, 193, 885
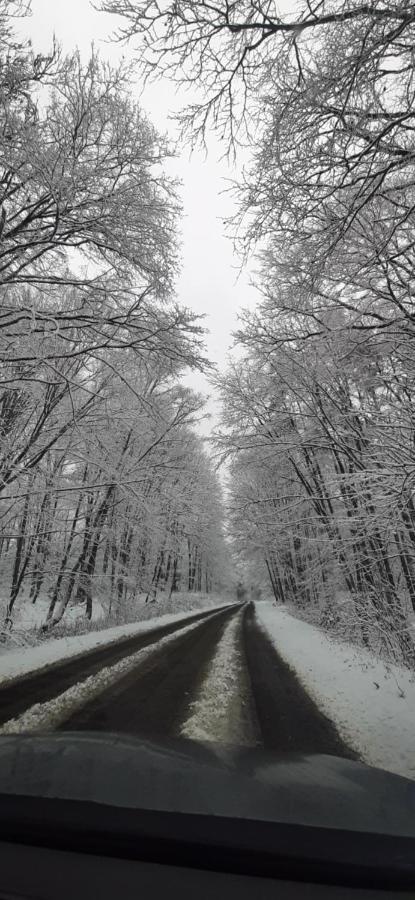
0, 620, 204, 734
255, 602, 415, 780
180, 610, 259, 746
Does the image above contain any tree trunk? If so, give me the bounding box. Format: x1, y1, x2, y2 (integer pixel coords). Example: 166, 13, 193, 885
5, 480, 33, 625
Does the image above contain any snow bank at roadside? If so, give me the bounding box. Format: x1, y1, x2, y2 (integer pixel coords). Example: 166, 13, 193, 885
255, 601, 415, 780
0, 597, 231, 687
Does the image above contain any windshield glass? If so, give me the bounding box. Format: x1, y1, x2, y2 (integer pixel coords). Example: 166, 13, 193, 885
0, 0, 414, 812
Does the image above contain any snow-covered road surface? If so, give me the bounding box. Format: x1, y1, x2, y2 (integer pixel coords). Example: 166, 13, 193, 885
0, 605, 235, 728
0, 618, 206, 735
0, 603, 356, 766
0, 599, 413, 783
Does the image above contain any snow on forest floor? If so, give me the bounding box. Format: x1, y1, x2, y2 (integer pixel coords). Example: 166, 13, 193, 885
180, 609, 258, 746
0, 594, 230, 687
255, 601, 415, 780
0, 619, 205, 734
0, 590, 228, 645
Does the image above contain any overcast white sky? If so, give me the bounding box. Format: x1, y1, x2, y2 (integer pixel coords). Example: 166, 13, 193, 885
20, 0, 260, 429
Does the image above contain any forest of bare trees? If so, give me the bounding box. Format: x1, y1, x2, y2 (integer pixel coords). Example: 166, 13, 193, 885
104, 0, 415, 665
2, 0, 415, 666
0, 0, 229, 635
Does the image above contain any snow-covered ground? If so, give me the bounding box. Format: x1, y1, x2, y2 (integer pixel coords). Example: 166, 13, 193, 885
0, 597, 231, 687
256, 601, 415, 780
180, 609, 258, 746
0, 590, 229, 642
0, 619, 204, 734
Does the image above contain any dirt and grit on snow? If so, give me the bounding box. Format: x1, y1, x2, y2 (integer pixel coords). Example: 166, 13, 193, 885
180, 609, 258, 746
255, 601, 415, 780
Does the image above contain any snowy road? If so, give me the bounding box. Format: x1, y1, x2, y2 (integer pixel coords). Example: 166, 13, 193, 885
0, 603, 357, 758
0, 606, 233, 729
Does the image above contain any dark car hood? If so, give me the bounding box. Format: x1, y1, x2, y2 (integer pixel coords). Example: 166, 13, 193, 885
0, 731, 413, 837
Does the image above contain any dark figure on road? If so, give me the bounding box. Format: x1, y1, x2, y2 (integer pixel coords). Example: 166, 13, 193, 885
236, 581, 247, 602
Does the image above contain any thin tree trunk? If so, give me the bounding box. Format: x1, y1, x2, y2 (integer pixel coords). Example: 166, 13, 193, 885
5, 479, 33, 625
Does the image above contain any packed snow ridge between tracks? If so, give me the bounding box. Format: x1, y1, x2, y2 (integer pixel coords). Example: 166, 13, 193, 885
180, 609, 258, 747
